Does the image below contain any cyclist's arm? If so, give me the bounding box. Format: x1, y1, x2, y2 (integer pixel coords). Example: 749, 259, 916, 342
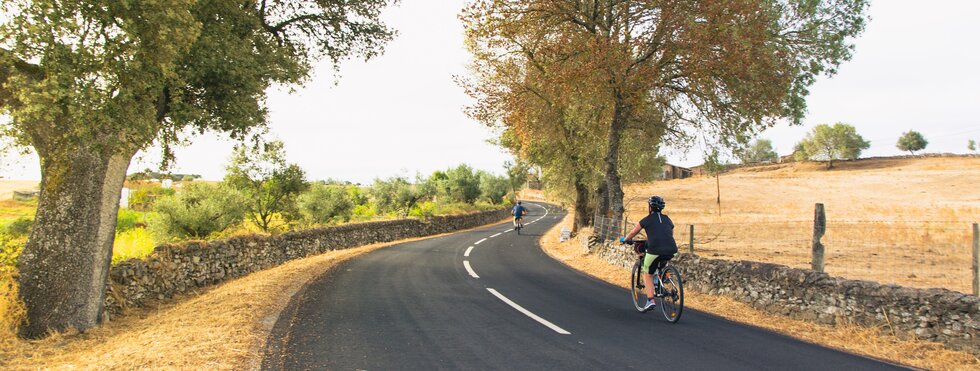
625, 223, 642, 241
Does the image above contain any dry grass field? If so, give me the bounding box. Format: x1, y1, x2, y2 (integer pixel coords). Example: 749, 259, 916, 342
623, 156, 980, 293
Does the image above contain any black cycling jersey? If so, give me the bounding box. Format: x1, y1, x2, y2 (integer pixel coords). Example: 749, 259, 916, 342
639, 212, 678, 255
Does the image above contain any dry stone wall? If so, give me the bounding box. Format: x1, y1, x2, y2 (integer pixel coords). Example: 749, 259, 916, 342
106, 209, 510, 315
585, 237, 980, 355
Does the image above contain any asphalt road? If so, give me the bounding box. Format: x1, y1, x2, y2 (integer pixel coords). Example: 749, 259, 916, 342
263, 203, 905, 370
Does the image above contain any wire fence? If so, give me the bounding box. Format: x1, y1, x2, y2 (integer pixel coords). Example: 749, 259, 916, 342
593, 215, 978, 295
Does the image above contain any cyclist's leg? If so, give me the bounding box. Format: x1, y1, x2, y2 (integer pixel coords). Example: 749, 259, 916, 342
642, 253, 659, 299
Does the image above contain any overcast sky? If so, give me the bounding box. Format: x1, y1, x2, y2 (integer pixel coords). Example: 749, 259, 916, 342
2, 0, 978, 181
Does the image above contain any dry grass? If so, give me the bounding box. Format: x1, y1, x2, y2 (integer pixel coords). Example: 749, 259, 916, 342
540, 211, 980, 370
0, 181, 39, 200
624, 157, 980, 292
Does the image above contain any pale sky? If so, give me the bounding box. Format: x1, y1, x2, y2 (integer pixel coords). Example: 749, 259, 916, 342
2, 0, 978, 181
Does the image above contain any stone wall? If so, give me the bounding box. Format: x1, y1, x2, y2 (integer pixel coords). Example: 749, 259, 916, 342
106, 209, 510, 315
584, 237, 980, 355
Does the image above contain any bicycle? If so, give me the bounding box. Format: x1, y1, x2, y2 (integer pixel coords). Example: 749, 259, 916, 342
621, 238, 684, 323
514, 217, 524, 234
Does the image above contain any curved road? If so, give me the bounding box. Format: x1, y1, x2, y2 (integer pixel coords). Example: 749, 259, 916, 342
263, 203, 904, 370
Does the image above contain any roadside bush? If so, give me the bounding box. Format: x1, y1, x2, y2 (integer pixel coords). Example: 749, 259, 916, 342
477, 171, 510, 204
3, 217, 32, 237
116, 208, 143, 233
151, 183, 247, 239
409, 201, 437, 219
298, 183, 354, 225
128, 184, 176, 211
112, 228, 156, 264
371, 176, 421, 217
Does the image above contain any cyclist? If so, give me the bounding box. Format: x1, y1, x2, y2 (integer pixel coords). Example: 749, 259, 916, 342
512, 201, 528, 229
624, 196, 678, 312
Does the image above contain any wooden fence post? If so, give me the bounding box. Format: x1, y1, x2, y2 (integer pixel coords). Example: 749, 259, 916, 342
811, 203, 826, 272
972, 223, 978, 296
689, 224, 695, 255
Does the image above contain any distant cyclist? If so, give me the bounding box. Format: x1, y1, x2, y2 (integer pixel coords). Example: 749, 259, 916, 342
512, 201, 528, 230
624, 196, 678, 312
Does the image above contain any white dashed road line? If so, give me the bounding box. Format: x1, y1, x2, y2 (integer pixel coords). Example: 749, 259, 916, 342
464, 261, 479, 278
474, 238, 487, 245
486, 288, 570, 335
490, 233, 501, 238
464, 246, 474, 257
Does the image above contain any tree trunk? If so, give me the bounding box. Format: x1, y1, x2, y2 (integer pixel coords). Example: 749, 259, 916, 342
572, 176, 592, 234
716, 174, 721, 216
17, 147, 134, 338
595, 182, 608, 220
603, 99, 629, 222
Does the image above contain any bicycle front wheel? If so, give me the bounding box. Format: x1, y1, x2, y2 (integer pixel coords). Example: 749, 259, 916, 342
630, 259, 646, 312
659, 265, 684, 323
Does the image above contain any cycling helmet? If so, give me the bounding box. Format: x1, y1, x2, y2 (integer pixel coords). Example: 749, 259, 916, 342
648, 196, 665, 212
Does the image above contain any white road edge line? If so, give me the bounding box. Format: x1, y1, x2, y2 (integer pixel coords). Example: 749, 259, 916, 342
474, 238, 488, 245
486, 288, 570, 335
464, 246, 474, 257
463, 260, 479, 278
490, 233, 502, 238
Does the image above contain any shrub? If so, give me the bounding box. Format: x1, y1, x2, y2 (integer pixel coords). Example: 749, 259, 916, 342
112, 228, 156, 264
3, 217, 32, 237
128, 184, 176, 211
409, 201, 437, 219
298, 183, 354, 225
371, 176, 421, 217
477, 171, 509, 204
116, 208, 143, 233
151, 183, 247, 239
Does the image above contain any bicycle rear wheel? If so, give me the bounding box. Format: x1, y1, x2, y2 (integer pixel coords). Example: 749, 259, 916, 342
658, 265, 684, 323
630, 259, 646, 312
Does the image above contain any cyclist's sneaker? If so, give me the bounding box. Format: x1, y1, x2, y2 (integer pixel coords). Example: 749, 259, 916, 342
642, 299, 657, 312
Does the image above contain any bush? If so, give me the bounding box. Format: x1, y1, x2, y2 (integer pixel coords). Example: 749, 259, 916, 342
128, 184, 176, 211
298, 183, 355, 225
112, 228, 156, 264
409, 201, 437, 219
477, 171, 510, 204
3, 217, 32, 237
371, 176, 421, 217
116, 208, 143, 233
151, 183, 247, 239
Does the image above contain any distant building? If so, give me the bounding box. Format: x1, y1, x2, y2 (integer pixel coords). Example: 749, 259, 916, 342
661, 164, 693, 180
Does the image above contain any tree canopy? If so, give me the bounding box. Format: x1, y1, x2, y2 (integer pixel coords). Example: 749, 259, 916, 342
896, 130, 928, 155
795, 123, 870, 169
461, 0, 870, 220
739, 139, 779, 164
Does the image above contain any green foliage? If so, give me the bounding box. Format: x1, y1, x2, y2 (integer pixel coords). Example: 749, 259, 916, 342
795, 123, 871, 168
151, 183, 247, 239
970, 139, 977, 152
371, 176, 421, 217
704, 149, 726, 176
115, 209, 143, 233
0, 0, 395, 162
128, 185, 177, 212
2, 217, 32, 237
112, 228, 155, 264
297, 183, 354, 225
739, 139, 779, 164
503, 160, 530, 194
408, 201, 437, 219
896, 131, 928, 155
444, 164, 481, 204
477, 171, 510, 204
224, 141, 309, 232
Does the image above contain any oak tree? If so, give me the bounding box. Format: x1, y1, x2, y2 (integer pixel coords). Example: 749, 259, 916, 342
1, 0, 395, 337
462, 0, 869, 221
795, 123, 870, 169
